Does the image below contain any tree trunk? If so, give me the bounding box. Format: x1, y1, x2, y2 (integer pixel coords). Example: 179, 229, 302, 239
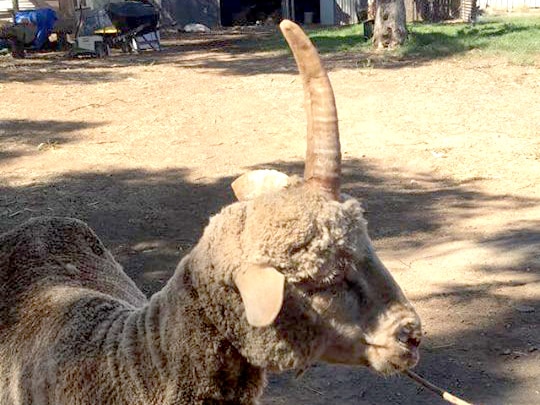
11, 0, 19, 20
367, 0, 376, 20
372, 0, 407, 49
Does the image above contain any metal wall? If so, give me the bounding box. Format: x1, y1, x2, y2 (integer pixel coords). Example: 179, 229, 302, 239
333, 0, 364, 24
167, 0, 220, 28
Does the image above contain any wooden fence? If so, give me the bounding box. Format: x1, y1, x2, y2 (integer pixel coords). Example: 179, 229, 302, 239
406, 0, 538, 21
477, 0, 540, 9
405, 0, 461, 21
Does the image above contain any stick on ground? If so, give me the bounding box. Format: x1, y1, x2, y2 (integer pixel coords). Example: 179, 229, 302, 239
403, 369, 476, 405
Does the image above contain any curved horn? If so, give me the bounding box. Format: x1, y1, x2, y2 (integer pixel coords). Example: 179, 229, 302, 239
279, 19, 341, 200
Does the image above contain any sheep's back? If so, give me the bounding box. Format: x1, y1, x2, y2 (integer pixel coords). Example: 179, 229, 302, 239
0, 217, 151, 404
0, 216, 147, 329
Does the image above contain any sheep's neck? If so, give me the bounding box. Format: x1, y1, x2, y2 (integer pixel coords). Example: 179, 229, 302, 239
107, 267, 264, 404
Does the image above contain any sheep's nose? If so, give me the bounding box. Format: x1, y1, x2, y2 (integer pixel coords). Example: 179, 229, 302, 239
397, 323, 421, 348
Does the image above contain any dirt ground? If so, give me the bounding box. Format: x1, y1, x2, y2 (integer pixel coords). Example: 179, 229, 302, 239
1, 30, 539, 404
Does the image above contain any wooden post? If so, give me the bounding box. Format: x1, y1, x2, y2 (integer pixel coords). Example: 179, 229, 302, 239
12, 0, 19, 20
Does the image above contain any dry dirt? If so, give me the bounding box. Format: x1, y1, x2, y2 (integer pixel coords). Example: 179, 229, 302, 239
1, 31, 539, 405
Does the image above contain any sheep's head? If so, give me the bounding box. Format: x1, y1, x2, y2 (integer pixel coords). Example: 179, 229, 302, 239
190, 20, 421, 376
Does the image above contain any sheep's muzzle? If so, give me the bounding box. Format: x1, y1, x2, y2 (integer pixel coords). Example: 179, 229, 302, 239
320, 304, 422, 375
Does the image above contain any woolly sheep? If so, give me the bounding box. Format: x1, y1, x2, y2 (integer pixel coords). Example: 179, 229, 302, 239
0, 20, 421, 405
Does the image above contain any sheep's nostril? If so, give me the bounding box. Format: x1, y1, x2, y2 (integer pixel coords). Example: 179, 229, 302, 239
397, 324, 421, 348
407, 336, 421, 348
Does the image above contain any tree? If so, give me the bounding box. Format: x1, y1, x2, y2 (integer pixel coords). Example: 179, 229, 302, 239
372, 0, 407, 49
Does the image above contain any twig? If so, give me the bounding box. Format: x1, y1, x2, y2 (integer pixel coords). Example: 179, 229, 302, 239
8, 208, 37, 218
403, 369, 475, 405
516, 182, 535, 191
430, 343, 455, 350
304, 385, 323, 396
398, 259, 412, 269
69, 98, 126, 112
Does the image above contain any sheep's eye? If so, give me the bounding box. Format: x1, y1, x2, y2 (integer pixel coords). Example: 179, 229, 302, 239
288, 242, 308, 256
295, 266, 346, 295
296, 282, 330, 296
287, 234, 315, 256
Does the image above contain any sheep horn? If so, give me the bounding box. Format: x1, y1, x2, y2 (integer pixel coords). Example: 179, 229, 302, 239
279, 19, 341, 200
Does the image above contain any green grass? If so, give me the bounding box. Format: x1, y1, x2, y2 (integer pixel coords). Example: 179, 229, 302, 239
239, 24, 370, 53
401, 15, 540, 63
245, 15, 540, 64
308, 25, 371, 53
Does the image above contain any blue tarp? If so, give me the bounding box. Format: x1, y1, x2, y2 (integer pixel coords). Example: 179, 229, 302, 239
15, 8, 57, 49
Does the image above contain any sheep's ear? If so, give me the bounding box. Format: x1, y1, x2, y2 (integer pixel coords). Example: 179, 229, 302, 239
234, 264, 285, 327
231, 170, 290, 201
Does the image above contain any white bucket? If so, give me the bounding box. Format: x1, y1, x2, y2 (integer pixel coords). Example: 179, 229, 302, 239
304, 12, 314, 24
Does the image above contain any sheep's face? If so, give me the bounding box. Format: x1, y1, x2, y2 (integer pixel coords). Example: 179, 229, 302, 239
192, 21, 422, 376
228, 174, 421, 375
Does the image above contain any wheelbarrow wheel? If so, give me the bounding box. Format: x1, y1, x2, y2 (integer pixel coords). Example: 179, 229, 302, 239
10, 40, 26, 58
120, 40, 130, 53
95, 42, 109, 58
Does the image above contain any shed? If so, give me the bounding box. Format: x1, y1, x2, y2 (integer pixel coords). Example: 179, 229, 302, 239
281, 0, 366, 25
166, 0, 219, 28
181, 0, 367, 28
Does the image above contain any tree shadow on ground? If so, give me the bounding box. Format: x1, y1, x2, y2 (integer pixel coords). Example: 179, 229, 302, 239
0, 52, 137, 83
0, 30, 285, 83
0, 158, 538, 403
258, 161, 539, 245
177, 16, 539, 71
0, 29, 302, 83
479, 221, 540, 272
2, 17, 537, 82
0, 119, 104, 164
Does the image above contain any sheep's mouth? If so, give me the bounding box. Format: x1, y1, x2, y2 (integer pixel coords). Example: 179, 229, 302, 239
319, 332, 420, 370
362, 336, 420, 375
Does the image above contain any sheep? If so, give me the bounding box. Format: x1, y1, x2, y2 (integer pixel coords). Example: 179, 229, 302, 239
0, 20, 422, 405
